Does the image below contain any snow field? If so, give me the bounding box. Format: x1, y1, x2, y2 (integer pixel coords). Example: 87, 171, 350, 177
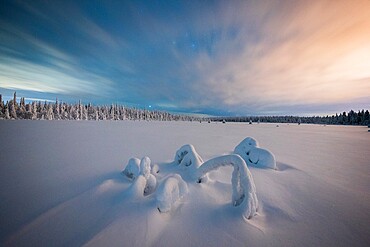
1, 121, 369, 247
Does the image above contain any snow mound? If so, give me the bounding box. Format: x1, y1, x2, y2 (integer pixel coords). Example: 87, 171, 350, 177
156, 174, 188, 213
122, 158, 140, 180
234, 137, 276, 169
196, 154, 258, 219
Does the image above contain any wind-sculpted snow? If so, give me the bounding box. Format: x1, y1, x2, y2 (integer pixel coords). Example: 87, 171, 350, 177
234, 137, 276, 169
122, 158, 140, 180
196, 154, 258, 219
156, 174, 188, 213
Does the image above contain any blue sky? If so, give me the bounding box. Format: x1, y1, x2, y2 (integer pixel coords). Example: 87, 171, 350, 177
0, 0, 369, 116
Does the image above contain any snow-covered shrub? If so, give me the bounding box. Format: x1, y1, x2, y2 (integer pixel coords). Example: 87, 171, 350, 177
196, 154, 258, 219
173, 144, 204, 180
123, 156, 157, 195
122, 158, 140, 180
248, 147, 276, 170
144, 174, 157, 196
140, 156, 151, 178
234, 137, 276, 170
129, 175, 147, 199
139, 157, 157, 195
156, 174, 188, 213
234, 137, 259, 154
174, 144, 203, 168
151, 164, 159, 175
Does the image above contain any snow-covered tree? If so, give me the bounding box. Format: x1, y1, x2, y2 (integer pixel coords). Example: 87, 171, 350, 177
196, 154, 258, 220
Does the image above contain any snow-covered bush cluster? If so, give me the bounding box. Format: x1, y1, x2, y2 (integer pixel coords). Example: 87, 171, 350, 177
234, 137, 277, 170
121, 137, 275, 220
123, 157, 157, 197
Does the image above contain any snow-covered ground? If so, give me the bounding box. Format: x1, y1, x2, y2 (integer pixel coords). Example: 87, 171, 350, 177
0, 121, 369, 246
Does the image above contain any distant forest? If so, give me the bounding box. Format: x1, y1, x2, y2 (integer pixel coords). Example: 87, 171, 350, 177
0, 92, 199, 121
0, 92, 369, 126
211, 111, 370, 126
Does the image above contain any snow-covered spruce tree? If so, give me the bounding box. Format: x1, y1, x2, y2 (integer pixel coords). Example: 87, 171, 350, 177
54, 99, 60, 120
196, 154, 258, 220
46, 103, 54, 120
4, 104, 10, 119
8, 100, 17, 119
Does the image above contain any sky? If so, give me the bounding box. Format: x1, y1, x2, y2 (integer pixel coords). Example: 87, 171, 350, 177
0, 0, 369, 116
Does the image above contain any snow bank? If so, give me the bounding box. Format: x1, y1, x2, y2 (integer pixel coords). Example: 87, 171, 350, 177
234, 137, 276, 169
122, 158, 140, 180
156, 174, 188, 213
196, 154, 258, 219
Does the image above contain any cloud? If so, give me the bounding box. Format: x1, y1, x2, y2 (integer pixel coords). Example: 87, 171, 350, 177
184, 0, 370, 114
0, 0, 369, 115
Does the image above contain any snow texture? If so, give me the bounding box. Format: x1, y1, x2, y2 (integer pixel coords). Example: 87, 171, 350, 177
156, 174, 188, 213
196, 154, 258, 219
122, 158, 140, 180
234, 137, 276, 169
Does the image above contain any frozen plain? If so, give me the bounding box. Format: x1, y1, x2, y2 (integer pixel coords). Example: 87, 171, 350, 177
0, 121, 369, 247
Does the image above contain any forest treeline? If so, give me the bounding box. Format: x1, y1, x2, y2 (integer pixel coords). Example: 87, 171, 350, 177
0, 92, 199, 121
211, 110, 370, 126
0, 92, 369, 125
